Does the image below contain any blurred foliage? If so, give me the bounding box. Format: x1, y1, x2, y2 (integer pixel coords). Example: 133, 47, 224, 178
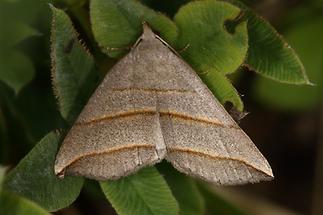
198, 184, 249, 215
0, 0, 316, 214
0, 165, 7, 190
254, 6, 323, 111
228, 0, 310, 85
0, 0, 50, 93
0, 0, 63, 165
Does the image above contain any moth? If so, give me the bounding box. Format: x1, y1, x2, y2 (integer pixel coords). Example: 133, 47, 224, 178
54, 24, 273, 185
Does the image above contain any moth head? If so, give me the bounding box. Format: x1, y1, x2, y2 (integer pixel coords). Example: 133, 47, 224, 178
141, 21, 156, 41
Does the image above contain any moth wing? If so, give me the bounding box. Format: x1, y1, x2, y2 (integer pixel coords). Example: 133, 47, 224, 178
54, 29, 170, 180
151, 37, 274, 185
55, 24, 273, 184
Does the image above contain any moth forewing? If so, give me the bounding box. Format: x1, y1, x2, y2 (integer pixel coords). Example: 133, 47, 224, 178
54, 24, 273, 184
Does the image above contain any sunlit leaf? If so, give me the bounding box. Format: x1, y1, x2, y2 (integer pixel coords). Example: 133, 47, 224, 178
90, 0, 178, 57
174, 0, 246, 110
175, 0, 248, 75
91, 0, 245, 110
200, 69, 244, 111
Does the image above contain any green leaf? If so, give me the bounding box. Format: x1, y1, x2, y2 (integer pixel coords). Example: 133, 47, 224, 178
0, 191, 50, 215
175, 0, 248, 75
226, 0, 310, 84
0, 51, 35, 94
254, 17, 323, 111
173, 0, 246, 110
3, 132, 84, 212
90, 0, 178, 57
100, 167, 179, 215
160, 165, 205, 215
51, 6, 99, 123
202, 70, 243, 110
90, 0, 244, 109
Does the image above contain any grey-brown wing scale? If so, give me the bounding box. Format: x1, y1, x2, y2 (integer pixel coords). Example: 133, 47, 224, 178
55, 25, 273, 184
151, 31, 273, 185
54, 27, 172, 180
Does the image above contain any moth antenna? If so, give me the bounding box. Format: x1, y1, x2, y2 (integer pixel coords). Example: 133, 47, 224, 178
105, 46, 131, 52
178, 43, 190, 54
